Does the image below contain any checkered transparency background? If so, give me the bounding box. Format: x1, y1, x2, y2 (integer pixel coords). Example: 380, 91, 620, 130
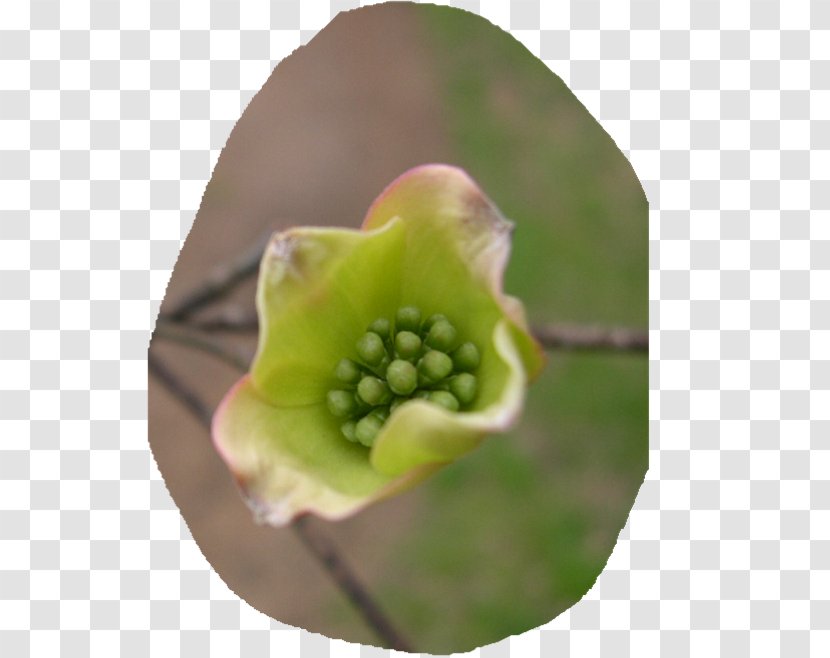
1, 0, 827, 655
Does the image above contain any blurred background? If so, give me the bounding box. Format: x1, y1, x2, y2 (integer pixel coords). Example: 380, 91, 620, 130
150, 3, 647, 654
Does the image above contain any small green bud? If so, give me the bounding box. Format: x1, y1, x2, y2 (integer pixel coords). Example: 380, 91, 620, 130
368, 317, 391, 338
355, 413, 384, 447
425, 319, 458, 352
341, 420, 358, 442
369, 405, 390, 422
452, 342, 480, 372
357, 376, 391, 406
356, 332, 386, 366
396, 306, 422, 333
335, 358, 362, 384
418, 350, 453, 382
428, 390, 460, 412
386, 359, 418, 396
394, 330, 422, 360
423, 313, 447, 331
327, 390, 357, 418
376, 354, 391, 376
449, 373, 477, 406
353, 391, 371, 413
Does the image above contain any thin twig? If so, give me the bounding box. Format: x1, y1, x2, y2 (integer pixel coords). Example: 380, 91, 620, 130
292, 517, 413, 652
182, 311, 649, 355
148, 352, 214, 425
189, 307, 259, 333
163, 231, 272, 321
148, 349, 413, 651
153, 321, 253, 371
532, 323, 648, 353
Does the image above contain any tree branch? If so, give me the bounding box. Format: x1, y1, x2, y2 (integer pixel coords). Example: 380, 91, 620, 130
148, 352, 214, 426
152, 321, 253, 371
188, 307, 259, 333
291, 517, 413, 652
162, 231, 272, 322
158, 231, 649, 355
180, 313, 650, 354
532, 323, 648, 353
147, 349, 413, 651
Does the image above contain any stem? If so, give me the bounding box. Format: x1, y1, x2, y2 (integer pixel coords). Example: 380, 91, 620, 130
292, 517, 413, 652
147, 350, 413, 651
532, 324, 648, 353
157, 232, 649, 357
162, 231, 272, 321
189, 307, 259, 332
148, 352, 214, 425
184, 314, 650, 354
153, 321, 252, 371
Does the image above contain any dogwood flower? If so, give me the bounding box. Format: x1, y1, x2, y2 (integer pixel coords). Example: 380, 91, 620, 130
212, 164, 544, 526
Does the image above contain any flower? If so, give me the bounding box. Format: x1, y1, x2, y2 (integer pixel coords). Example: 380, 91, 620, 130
212, 164, 545, 526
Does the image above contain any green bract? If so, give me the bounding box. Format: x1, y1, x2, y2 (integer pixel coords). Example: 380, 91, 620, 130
212, 164, 545, 525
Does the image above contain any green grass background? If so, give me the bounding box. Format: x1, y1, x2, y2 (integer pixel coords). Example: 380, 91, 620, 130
353, 8, 651, 653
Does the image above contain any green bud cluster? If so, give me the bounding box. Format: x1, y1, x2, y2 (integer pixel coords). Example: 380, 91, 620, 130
326, 306, 480, 447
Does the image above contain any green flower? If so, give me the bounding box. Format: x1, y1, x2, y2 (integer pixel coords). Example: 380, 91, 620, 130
212, 164, 545, 525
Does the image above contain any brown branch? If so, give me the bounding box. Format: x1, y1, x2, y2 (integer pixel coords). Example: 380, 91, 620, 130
162, 231, 272, 322
147, 348, 412, 651
182, 312, 649, 355
291, 517, 413, 651
532, 323, 648, 353
148, 352, 214, 426
188, 307, 259, 333
152, 321, 253, 371
159, 229, 648, 358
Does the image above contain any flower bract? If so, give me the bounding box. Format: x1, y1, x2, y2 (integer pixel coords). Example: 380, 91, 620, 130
212, 164, 545, 525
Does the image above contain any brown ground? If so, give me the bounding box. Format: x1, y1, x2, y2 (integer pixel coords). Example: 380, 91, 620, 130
150, 5, 456, 643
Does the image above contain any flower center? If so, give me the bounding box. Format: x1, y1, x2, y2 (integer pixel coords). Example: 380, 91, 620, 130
326, 306, 480, 447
